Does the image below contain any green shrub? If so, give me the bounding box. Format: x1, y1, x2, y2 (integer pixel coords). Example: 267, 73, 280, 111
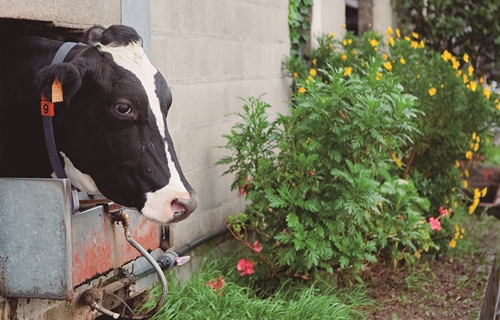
285, 28, 500, 249
218, 60, 436, 280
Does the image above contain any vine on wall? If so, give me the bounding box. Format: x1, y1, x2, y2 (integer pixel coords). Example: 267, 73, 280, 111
288, 0, 313, 59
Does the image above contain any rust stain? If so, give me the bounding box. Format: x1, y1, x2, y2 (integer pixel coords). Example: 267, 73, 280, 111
72, 211, 161, 286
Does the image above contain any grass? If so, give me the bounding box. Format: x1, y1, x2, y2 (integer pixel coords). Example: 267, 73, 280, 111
139, 254, 372, 320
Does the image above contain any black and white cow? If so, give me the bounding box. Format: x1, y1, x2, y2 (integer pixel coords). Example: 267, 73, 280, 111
0, 25, 197, 224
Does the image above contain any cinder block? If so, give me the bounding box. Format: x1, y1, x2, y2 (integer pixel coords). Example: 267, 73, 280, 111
1, 0, 120, 28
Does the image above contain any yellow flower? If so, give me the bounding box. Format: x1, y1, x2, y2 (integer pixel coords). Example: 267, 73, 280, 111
400, 57, 406, 64
481, 187, 488, 197
463, 179, 469, 188
484, 88, 491, 99
293, 72, 298, 79
463, 74, 469, 84
465, 150, 473, 159
449, 239, 457, 248
382, 53, 388, 61
376, 72, 383, 81
480, 77, 484, 84
440, 84, 444, 88
419, 40, 425, 48
309, 69, 317, 76
348, 39, 353, 45
329, 31, 336, 38
472, 132, 477, 140
391, 153, 403, 167
351, 49, 357, 55
451, 57, 460, 69
341, 23, 346, 28
404, 36, 411, 41
497, 103, 500, 112
455, 160, 460, 168
329, 43, 333, 49
417, 74, 421, 79
383, 61, 392, 72
370, 39, 379, 47
456, 70, 462, 77
298, 87, 306, 94
441, 50, 452, 61
464, 169, 469, 177
468, 65, 474, 76
428, 87, 437, 96
341, 54, 347, 61
312, 59, 317, 65
344, 67, 352, 76
470, 81, 477, 92
463, 53, 469, 63
342, 39, 347, 46
388, 37, 395, 47
411, 32, 419, 39
473, 142, 479, 151
411, 41, 419, 49
386, 26, 394, 36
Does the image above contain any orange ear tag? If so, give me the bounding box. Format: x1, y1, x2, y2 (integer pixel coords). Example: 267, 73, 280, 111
51, 77, 64, 103
40, 94, 55, 117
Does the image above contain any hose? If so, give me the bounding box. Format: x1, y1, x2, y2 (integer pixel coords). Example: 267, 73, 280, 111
83, 211, 167, 319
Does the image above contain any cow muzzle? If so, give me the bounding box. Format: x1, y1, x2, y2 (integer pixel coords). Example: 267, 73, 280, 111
142, 187, 198, 224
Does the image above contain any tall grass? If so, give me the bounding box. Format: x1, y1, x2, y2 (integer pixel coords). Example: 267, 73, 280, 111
139, 256, 371, 320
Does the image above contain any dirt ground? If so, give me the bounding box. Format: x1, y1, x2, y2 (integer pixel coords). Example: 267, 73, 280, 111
363, 214, 500, 320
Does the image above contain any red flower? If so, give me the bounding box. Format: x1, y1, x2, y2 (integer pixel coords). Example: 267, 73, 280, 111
252, 240, 262, 253
438, 206, 449, 217
206, 276, 226, 295
429, 217, 442, 231
239, 176, 252, 196
309, 171, 316, 175
236, 259, 254, 276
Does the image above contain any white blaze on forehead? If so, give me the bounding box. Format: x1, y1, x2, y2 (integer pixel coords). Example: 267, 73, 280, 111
99, 42, 189, 222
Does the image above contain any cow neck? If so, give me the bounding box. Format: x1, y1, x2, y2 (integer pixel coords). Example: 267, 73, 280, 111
42, 42, 79, 179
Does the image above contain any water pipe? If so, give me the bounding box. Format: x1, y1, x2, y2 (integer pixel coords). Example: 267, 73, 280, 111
83, 210, 168, 319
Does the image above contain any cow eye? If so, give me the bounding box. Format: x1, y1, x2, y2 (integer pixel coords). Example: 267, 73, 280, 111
115, 103, 131, 114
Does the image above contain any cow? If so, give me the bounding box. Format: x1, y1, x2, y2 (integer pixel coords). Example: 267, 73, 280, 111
0, 25, 197, 224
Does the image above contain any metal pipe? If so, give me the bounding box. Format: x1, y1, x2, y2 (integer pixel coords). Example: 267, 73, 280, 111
132, 227, 229, 279
85, 211, 168, 319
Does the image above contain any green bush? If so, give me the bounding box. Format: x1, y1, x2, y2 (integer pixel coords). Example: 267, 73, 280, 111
218, 60, 436, 280
286, 29, 500, 240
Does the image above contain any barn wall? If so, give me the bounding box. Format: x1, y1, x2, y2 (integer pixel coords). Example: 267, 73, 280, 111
149, 0, 292, 250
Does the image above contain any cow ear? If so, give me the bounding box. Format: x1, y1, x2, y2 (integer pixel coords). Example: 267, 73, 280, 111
35, 63, 83, 103
84, 25, 106, 46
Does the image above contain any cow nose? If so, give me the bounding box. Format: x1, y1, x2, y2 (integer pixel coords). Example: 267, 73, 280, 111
171, 191, 198, 223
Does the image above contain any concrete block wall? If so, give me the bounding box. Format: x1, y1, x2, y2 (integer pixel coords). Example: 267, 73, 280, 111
1, 0, 120, 28
373, 0, 396, 35
149, 0, 292, 250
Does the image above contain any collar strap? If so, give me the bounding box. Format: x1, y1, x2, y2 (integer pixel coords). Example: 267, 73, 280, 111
41, 42, 79, 179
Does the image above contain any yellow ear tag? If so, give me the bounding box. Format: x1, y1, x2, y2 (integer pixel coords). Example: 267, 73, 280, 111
51, 77, 63, 103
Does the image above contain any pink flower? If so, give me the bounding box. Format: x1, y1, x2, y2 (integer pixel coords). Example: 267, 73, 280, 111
252, 240, 262, 253
310, 171, 316, 175
206, 276, 225, 295
438, 206, 449, 217
429, 217, 442, 231
236, 258, 254, 276
239, 176, 252, 196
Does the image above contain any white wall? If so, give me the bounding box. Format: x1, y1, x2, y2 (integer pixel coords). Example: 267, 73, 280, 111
149, 0, 292, 249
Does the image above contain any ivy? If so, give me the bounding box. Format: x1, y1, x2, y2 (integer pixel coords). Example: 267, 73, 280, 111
288, 0, 313, 59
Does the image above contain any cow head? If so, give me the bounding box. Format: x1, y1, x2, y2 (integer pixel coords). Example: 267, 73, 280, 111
34, 25, 197, 224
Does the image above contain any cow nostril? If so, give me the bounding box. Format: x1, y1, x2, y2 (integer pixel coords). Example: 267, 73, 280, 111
170, 192, 198, 222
